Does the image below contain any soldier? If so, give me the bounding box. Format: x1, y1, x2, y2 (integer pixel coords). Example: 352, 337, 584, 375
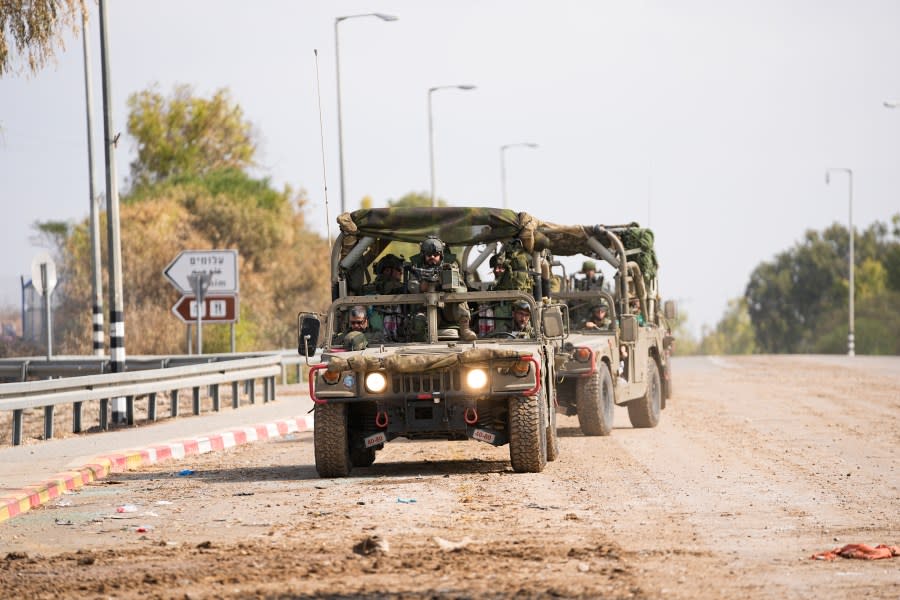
408, 235, 476, 341
584, 304, 611, 329
506, 300, 534, 338
336, 305, 384, 351
577, 260, 603, 291
373, 253, 405, 294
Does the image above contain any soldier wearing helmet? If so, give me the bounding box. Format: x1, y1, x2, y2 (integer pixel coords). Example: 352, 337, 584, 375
577, 259, 603, 291
373, 253, 405, 294
506, 299, 533, 338
584, 303, 611, 329
408, 235, 476, 341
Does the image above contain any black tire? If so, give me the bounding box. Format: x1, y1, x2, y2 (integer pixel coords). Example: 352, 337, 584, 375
350, 447, 376, 467
627, 358, 661, 428
576, 365, 614, 436
314, 403, 352, 477
508, 396, 547, 473
546, 389, 559, 462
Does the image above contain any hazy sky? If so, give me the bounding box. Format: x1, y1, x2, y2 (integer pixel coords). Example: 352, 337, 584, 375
1, 0, 898, 336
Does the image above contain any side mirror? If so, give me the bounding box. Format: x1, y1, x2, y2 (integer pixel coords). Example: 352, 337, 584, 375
297, 313, 321, 357
541, 305, 565, 339
620, 315, 638, 342
663, 300, 678, 320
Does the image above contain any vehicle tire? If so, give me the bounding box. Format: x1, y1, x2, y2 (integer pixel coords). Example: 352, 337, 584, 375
350, 447, 376, 467
627, 358, 661, 428
508, 395, 547, 473
546, 389, 559, 462
314, 403, 352, 477
576, 366, 614, 436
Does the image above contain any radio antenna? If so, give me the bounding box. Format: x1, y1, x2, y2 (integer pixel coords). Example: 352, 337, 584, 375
313, 49, 332, 247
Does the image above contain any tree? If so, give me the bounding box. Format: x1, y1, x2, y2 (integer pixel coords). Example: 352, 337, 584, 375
126, 84, 255, 188
0, 0, 82, 76
698, 297, 756, 355
745, 215, 900, 354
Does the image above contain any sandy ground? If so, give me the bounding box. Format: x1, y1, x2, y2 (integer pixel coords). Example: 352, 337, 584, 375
1, 355, 898, 599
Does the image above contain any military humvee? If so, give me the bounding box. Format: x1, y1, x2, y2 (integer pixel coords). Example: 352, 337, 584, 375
298, 207, 568, 477
546, 224, 675, 434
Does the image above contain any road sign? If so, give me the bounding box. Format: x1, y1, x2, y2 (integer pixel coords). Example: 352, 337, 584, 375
164, 250, 238, 295
31, 251, 57, 296
172, 295, 239, 324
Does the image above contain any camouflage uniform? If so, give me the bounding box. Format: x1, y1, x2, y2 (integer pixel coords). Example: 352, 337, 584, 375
491, 242, 533, 292
583, 305, 612, 329
407, 236, 475, 341
502, 300, 534, 338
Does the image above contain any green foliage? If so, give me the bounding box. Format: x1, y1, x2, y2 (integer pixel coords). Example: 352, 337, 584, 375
698, 297, 756, 355
0, 0, 81, 76
667, 308, 699, 356
745, 214, 900, 355
126, 84, 255, 188
387, 192, 447, 209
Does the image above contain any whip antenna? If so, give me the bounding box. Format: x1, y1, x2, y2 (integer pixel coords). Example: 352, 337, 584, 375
314, 49, 332, 247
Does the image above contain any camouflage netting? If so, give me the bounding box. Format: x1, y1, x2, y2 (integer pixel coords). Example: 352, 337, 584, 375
326, 347, 530, 373
337, 208, 542, 263
615, 226, 658, 281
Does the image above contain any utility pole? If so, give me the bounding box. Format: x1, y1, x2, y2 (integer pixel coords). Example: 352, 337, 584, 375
81, 7, 104, 356
99, 0, 127, 423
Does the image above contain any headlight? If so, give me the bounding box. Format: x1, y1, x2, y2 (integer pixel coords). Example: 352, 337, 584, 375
365, 372, 387, 393
466, 368, 488, 390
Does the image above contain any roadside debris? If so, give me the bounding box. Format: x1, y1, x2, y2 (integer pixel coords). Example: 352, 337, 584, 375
397, 497, 416, 504
353, 534, 390, 556
433, 536, 473, 552
811, 543, 900, 560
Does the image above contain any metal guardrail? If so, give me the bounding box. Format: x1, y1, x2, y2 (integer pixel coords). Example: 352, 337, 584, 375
0, 350, 316, 446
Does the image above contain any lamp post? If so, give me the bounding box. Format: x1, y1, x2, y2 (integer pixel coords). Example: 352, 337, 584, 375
335, 12, 397, 214
428, 84, 476, 207
500, 142, 539, 209
825, 168, 854, 356
883, 100, 899, 109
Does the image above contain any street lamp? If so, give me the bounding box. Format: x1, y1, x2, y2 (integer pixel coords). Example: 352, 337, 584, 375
825, 168, 854, 356
335, 12, 398, 214
883, 100, 899, 109
500, 142, 539, 209
428, 84, 477, 207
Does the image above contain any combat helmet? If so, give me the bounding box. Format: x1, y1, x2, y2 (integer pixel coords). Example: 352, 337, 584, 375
420, 235, 445, 257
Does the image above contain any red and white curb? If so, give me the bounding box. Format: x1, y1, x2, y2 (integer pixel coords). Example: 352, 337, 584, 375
0, 414, 314, 524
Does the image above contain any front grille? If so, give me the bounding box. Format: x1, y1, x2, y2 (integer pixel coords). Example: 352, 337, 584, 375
392, 370, 462, 395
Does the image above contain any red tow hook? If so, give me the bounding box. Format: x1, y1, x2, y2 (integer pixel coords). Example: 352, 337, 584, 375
464, 407, 479, 425
375, 410, 389, 428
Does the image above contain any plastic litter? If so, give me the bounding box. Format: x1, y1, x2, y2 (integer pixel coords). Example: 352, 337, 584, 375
116, 504, 138, 513
177, 469, 195, 477
397, 497, 416, 504
154, 500, 174, 506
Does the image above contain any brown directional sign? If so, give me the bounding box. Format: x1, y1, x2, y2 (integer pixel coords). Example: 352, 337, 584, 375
172, 295, 238, 324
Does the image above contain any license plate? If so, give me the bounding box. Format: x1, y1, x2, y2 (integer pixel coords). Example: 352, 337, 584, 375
364, 432, 386, 448
472, 429, 496, 444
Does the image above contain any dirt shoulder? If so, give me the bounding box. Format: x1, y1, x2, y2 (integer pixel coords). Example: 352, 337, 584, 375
1, 356, 898, 599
